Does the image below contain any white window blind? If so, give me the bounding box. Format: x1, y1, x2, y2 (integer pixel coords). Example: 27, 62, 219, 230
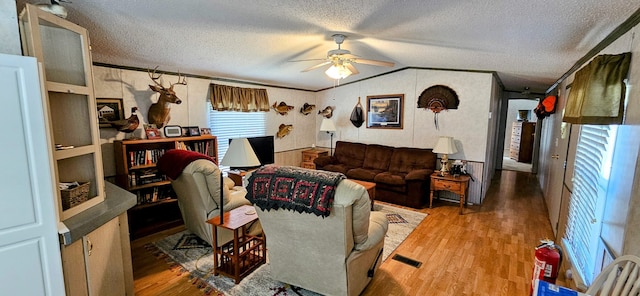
563, 124, 616, 285
207, 102, 266, 171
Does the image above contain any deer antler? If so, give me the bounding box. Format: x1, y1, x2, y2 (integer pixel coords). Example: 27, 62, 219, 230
171, 71, 187, 87
148, 66, 165, 89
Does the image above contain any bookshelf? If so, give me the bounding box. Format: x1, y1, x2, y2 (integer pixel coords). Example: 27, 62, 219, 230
114, 135, 218, 239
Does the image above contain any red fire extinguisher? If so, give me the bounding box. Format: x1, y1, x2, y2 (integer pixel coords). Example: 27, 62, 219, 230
530, 240, 563, 295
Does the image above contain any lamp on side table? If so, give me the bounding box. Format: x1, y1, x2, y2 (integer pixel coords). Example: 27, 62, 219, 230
220, 138, 260, 223
432, 136, 457, 176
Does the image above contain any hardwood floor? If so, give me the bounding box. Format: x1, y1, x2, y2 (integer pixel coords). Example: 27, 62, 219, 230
132, 170, 561, 295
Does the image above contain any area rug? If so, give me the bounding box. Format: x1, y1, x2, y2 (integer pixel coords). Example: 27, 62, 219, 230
148, 203, 427, 295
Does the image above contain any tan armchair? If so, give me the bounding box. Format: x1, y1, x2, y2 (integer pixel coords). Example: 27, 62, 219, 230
248, 167, 389, 296
156, 151, 258, 246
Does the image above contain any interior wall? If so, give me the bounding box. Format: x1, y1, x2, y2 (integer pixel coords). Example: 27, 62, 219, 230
92, 66, 317, 177
316, 68, 495, 204
1, 0, 20, 55
316, 68, 494, 162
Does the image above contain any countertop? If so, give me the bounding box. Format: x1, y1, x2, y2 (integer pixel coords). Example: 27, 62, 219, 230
58, 181, 136, 245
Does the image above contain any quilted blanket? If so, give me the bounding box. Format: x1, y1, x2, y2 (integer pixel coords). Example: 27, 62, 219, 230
246, 165, 346, 217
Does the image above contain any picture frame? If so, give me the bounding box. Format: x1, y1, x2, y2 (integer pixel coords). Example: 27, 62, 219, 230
181, 127, 189, 137
164, 125, 182, 138
144, 124, 161, 139
366, 94, 404, 129
187, 126, 201, 136
96, 98, 124, 128
200, 127, 211, 135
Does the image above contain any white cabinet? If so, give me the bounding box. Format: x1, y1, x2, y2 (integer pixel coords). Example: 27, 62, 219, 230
61, 215, 128, 296
19, 3, 105, 220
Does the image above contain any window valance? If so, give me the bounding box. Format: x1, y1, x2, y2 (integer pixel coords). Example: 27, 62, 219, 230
562, 52, 631, 125
210, 84, 270, 112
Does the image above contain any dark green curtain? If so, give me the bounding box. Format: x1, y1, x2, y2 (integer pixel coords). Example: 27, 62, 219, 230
563, 52, 631, 124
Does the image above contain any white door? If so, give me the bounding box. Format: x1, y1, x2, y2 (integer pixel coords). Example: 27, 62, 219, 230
0, 53, 65, 295
542, 89, 572, 237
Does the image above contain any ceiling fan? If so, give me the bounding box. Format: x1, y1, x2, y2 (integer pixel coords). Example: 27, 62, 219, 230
293, 34, 395, 79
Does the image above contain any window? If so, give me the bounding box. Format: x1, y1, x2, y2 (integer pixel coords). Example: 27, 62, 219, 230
207, 102, 266, 172
563, 124, 617, 285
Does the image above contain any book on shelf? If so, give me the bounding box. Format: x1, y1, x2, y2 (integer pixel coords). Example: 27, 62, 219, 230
135, 186, 175, 205
128, 148, 167, 167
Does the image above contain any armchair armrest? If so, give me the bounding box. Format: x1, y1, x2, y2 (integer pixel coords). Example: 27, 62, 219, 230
355, 212, 389, 251
314, 155, 336, 167
405, 169, 434, 181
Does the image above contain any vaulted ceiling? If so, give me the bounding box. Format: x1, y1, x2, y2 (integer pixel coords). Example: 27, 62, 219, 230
17, 0, 640, 94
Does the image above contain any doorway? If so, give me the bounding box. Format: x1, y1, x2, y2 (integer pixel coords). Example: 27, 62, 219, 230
500, 98, 539, 173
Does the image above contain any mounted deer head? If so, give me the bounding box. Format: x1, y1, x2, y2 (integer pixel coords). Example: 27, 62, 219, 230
147, 66, 186, 128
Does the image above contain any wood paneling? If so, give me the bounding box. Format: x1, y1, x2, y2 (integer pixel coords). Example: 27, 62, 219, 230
132, 170, 566, 295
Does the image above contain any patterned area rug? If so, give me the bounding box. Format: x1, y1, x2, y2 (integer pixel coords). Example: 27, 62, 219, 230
148, 203, 427, 295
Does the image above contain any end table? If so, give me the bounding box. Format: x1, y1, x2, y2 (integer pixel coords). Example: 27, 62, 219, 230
206, 205, 265, 283
429, 173, 471, 215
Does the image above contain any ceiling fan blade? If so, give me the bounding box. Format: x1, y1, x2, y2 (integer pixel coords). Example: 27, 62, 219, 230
301, 61, 331, 72
345, 63, 359, 75
352, 58, 395, 67
289, 58, 327, 62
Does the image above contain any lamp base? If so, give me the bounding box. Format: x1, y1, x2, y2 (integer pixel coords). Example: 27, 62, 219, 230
439, 157, 450, 176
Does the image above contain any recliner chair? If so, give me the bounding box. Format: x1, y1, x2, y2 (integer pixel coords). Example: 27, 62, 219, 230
157, 150, 258, 246
248, 167, 389, 296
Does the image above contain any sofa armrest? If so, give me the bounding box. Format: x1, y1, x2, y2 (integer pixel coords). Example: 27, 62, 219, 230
354, 212, 389, 251
314, 155, 336, 167
405, 169, 434, 181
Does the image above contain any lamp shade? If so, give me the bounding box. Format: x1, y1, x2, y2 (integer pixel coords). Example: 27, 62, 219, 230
432, 136, 458, 154
319, 118, 337, 132
325, 64, 352, 80
221, 138, 260, 167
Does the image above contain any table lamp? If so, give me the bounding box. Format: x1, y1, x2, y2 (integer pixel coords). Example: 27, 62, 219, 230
219, 138, 260, 223
320, 118, 337, 156
432, 136, 458, 176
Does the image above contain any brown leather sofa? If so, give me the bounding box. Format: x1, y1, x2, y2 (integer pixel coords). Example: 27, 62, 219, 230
314, 141, 437, 208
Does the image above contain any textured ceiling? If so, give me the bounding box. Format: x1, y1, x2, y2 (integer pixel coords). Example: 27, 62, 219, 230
16, 0, 640, 93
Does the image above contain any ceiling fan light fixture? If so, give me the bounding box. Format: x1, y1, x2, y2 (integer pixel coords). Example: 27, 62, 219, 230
325, 64, 352, 79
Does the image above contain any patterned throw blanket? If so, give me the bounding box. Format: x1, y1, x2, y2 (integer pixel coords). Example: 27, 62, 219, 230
246, 165, 346, 217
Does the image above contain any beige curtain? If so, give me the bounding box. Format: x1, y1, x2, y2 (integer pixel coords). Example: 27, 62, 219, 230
210, 84, 270, 112
563, 52, 631, 124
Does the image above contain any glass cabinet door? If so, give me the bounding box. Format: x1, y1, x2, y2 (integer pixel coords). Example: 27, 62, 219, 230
20, 4, 105, 220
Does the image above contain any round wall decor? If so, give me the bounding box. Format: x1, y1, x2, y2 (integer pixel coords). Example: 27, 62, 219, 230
417, 85, 459, 112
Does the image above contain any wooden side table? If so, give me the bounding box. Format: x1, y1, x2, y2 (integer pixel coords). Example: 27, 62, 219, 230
301, 149, 328, 169
206, 205, 265, 283
430, 173, 471, 215
349, 179, 376, 210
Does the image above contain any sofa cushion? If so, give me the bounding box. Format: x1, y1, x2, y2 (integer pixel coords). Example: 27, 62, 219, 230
374, 172, 407, 186
322, 163, 355, 175
334, 141, 367, 169
346, 168, 383, 181
388, 148, 437, 174
362, 144, 394, 171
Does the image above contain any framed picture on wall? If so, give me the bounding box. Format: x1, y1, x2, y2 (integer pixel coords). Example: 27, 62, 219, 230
366, 94, 404, 129
96, 98, 124, 128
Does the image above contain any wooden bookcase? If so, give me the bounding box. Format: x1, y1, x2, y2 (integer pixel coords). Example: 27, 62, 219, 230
114, 135, 218, 239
